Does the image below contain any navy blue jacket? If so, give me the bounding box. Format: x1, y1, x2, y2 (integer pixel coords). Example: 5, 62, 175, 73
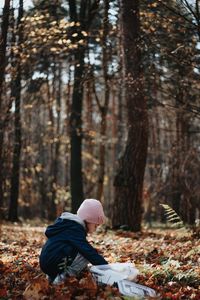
39, 213, 108, 279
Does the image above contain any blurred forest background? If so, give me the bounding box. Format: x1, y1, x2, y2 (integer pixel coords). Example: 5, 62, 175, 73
0, 0, 200, 232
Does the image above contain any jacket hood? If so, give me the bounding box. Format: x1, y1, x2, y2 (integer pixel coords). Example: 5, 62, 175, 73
60, 212, 86, 229
45, 212, 86, 238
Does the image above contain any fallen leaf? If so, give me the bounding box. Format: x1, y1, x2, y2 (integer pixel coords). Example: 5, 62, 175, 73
79, 272, 97, 290
0, 288, 7, 297
23, 277, 49, 300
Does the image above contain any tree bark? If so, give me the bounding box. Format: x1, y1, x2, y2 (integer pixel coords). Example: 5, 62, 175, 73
8, 0, 23, 221
0, 0, 11, 217
70, 50, 85, 213
112, 0, 148, 232
49, 61, 62, 220
0, 0, 10, 107
68, 0, 100, 212
96, 0, 110, 201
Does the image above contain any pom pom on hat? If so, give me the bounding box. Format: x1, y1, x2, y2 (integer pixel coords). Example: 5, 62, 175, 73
77, 199, 105, 225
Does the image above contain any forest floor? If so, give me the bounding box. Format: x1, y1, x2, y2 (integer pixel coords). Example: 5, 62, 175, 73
0, 222, 200, 300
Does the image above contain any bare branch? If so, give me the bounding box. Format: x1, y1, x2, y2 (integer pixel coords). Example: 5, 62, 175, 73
181, 0, 198, 21
159, 0, 197, 29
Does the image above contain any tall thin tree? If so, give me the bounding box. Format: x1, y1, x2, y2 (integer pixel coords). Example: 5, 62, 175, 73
8, 0, 23, 221
96, 0, 110, 201
68, 0, 100, 212
112, 0, 148, 231
0, 0, 11, 217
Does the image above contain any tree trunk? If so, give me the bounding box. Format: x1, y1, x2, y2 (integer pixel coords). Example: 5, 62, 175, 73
84, 71, 95, 196
46, 73, 57, 220
96, 0, 110, 201
68, 0, 85, 213
0, 0, 10, 106
70, 50, 85, 212
97, 109, 107, 200
49, 61, 62, 219
0, 0, 11, 217
112, 0, 148, 232
68, 0, 100, 212
8, 0, 23, 221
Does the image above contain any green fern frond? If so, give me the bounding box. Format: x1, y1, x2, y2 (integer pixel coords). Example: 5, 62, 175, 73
160, 204, 184, 228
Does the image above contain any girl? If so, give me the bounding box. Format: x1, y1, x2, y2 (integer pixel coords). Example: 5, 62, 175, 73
39, 199, 108, 284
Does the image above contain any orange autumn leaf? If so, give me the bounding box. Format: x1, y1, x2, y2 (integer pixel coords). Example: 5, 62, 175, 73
1, 224, 200, 299
23, 277, 49, 300
79, 272, 97, 290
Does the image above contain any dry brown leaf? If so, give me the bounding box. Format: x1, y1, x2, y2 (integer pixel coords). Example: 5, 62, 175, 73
23, 277, 49, 300
79, 272, 97, 290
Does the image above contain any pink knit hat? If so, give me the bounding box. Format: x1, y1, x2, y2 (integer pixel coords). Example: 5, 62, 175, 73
77, 199, 105, 225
